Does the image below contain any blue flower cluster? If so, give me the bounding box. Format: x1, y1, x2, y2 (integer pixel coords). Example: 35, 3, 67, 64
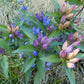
43, 16, 50, 26
32, 27, 40, 35
21, 4, 27, 10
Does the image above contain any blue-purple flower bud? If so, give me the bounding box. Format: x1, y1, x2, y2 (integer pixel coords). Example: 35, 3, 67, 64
46, 67, 50, 71
18, 0, 23, 3
47, 37, 53, 44
60, 15, 66, 24
72, 41, 80, 47
68, 33, 73, 41
60, 50, 66, 58
36, 28, 40, 34
11, 23, 15, 28
35, 13, 39, 20
42, 43, 49, 49
17, 34, 23, 38
39, 12, 44, 21
46, 63, 52, 66
33, 40, 39, 47
41, 36, 47, 44
65, 45, 73, 53
0, 48, 4, 54
37, 32, 43, 42
32, 64, 35, 68
14, 30, 20, 35
9, 34, 14, 38
20, 52, 24, 58
32, 27, 36, 32
33, 51, 38, 56
28, 56, 31, 59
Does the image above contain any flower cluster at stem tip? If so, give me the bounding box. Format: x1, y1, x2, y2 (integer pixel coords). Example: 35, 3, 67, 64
60, 41, 80, 68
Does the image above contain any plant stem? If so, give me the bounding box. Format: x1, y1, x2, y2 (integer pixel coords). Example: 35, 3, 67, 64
75, 6, 84, 17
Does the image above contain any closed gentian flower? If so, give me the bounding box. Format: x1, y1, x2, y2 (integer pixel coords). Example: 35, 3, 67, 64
60, 15, 66, 24
11, 23, 15, 28
9, 34, 14, 38
17, 34, 23, 38
65, 45, 73, 53
33, 51, 38, 56
42, 43, 49, 49
36, 28, 40, 34
21, 17, 24, 21
47, 37, 53, 44
41, 36, 47, 44
72, 41, 80, 47
32, 27, 36, 32
37, 32, 43, 42
21, 4, 27, 10
39, 12, 44, 21
14, 30, 20, 35
60, 50, 66, 58
68, 33, 73, 41
47, 26, 51, 31
33, 40, 39, 47
35, 13, 39, 20
0, 48, 4, 54
67, 62, 75, 68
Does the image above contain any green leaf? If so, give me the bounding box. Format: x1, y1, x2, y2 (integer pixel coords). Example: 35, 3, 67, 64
24, 57, 36, 72
65, 0, 82, 5
0, 39, 11, 51
64, 67, 75, 84
22, 29, 37, 40
0, 56, 9, 79
34, 71, 41, 84
50, 41, 63, 47
45, 12, 61, 17
40, 54, 61, 63
77, 45, 84, 52
49, 30, 60, 39
51, 0, 60, 11
25, 69, 31, 84
49, 30, 60, 38
75, 53, 84, 59
13, 45, 35, 53
0, 24, 7, 32
37, 51, 45, 81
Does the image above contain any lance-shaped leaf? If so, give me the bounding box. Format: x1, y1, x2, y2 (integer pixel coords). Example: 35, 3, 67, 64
13, 45, 35, 53
0, 24, 7, 32
0, 56, 9, 79
51, 0, 60, 11
75, 53, 84, 59
64, 67, 75, 84
24, 57, 36, 72
34, 71, 41, 84
25, 69, 31, 84
49, 30, 60, 39
0, 39, 11, 51
22, 29, 37, 40
77, 45, 84, 52
40, 54, 61, 63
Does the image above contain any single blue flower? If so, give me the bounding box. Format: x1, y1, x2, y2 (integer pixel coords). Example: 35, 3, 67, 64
28, 56, 31, 59
11, 23, 15, 28
33, 51, 38, 56
21, 17, 24, 21
25, 42, 28, 45
32, 27, 36, 32
46, 63, 52, 66
46, 68, 50, 71
32, 64, 35, 68
12, 39, 14, 43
